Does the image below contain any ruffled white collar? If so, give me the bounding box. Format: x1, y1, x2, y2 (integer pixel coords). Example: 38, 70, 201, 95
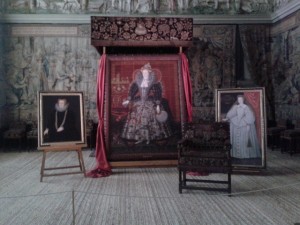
55, 103, 69, 112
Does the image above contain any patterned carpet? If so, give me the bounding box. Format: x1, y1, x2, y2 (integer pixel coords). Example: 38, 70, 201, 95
0, 148, 300, 225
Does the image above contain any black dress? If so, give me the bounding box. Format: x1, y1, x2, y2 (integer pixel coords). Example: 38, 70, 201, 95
45, 109, 80, 142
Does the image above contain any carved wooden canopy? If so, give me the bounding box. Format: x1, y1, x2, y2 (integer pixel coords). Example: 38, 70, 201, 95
91, 16, 193, 48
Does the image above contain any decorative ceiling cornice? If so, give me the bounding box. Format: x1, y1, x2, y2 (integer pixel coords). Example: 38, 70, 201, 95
0, 13, 273, 25
193, 14, 272, 24
0, 14, 93, 24
0, 1, 299, 25
271, 0, 300, 23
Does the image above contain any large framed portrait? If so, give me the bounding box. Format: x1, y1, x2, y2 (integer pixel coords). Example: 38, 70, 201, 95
104, 55, 186, 165
215, 88, 266, 169
38, 92, 86, 148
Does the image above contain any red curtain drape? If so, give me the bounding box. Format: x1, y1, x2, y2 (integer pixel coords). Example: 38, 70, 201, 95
181, 53, 207, 176
180, 53, 193, 122
86, 54, 112, 178
244, 92, 261, 146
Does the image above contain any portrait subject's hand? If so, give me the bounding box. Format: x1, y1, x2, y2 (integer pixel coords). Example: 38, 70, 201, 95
43, 128, 49, 135
156, 105, 161, 114
57, 126, 64, 132
247, 125, 250, 132
122, 100, 130, 107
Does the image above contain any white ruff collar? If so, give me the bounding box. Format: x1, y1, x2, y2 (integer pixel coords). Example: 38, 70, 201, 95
140, 79, 150, 88
55, 103, 69, 112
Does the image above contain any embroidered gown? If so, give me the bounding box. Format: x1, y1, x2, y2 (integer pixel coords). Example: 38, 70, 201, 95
121, 75, 172, 144
45, 108, 80, 142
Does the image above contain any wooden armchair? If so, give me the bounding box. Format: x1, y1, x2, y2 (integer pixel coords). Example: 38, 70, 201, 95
280, 120, 300, 155
178, 122, 232, 194
267, 119, 288, 150
26, 121, 38, 150
3, 121, 26, 150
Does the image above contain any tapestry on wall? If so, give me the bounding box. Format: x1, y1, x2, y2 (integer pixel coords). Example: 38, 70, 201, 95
0, 27, 99, 127
188, 25, 236, 121
271, 12, 300, 121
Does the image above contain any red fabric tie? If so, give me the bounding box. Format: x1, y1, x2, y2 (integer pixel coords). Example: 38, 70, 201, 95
180, 53, 193, 122
86, 54, 112, 178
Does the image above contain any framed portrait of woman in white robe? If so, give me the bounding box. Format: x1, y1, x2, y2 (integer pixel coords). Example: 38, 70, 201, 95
215, 87, 266, 169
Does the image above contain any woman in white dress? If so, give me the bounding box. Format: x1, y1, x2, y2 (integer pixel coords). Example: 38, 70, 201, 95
223, 95, 261, 159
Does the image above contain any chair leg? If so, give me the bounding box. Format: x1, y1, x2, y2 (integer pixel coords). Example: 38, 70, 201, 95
77, 150, 83, 171
228, 172, 232, 196
289, 138, 297, 156
77, 149, 86, 176
280, 137, 286, 153
183, 171, 187, 186
40, 151, 46, 182
179, 170, 182, 194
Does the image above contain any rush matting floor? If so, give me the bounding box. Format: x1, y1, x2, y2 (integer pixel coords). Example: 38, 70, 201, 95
0, 148, 300, 225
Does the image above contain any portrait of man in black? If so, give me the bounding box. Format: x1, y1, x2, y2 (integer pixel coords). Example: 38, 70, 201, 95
43, 97, 81, 143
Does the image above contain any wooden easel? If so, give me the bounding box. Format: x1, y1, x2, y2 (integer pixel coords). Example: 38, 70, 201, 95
39, 144, 86, 182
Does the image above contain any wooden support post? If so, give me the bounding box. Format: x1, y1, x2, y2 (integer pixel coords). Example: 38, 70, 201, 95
40, 144, 86, 182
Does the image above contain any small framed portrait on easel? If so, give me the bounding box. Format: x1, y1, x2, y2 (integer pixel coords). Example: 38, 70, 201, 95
38, 91, 86, 148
